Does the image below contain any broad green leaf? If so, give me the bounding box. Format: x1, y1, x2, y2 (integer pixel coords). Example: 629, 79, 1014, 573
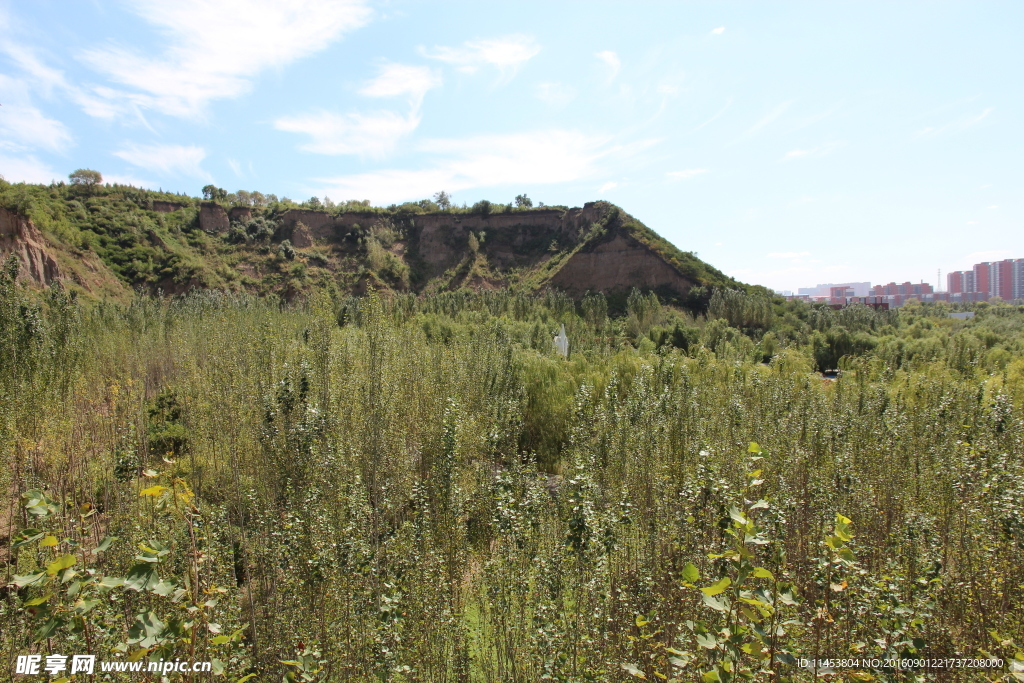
74, 598, 100, 614
128, 611, 165, 647
124, 563, 159, 592
681, 563, 700, 584
35, 616, 63, 641
702, 670, 721, 682
39, 535, 59, 547
700, 577, 731, 596
46, 554, 76, 576
93, 536, 118, 553
11, 572, 46, 587
752, 567, 774, 580
701, 594, 730, 612
212, 660, 226, 675
139, 485, 169, 497
619, 663, 646, 679
747, 442, 761, 453
25, 594, 52, 606
211, 635, 232, 645
24, 490, 59, 518
99, 576, 125, 589
236, 676, 258, 683
635, 615, 649, 628
696, 632, 717, 649
151, 579, 177, 596
778, 590, 799, 606
127, 648, 150, 662
11, 529, 45, 549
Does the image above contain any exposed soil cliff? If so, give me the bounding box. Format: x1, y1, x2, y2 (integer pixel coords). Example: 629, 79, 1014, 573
199, 203, 229, 233
0, 207, 62, 285
549, 233, 696, 295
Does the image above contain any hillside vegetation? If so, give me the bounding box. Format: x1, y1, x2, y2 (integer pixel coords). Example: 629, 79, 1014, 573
0, 179, 746, 304
2, 261, 1023, 680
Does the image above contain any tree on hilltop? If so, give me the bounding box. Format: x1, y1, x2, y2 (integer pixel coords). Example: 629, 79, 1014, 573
515, 193, 533, 208
433, 191, 452, 211
69, 169, 102, 188
202, 184, 227, 201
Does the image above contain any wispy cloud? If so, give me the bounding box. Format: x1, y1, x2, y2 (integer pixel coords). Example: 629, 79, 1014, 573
227, 158, 243, 178
595, 50, 621, 81
711, 26, 725, 35
914, 107, 993, 139
734, 101, 793, 142
420, 34, 539, 77
667, 169, 708, 180
277, 62, 440, 159
274, 109, 421, 159
0, 153, 62, 184
359, 63, 441, 106
310, 129, 614, 204
781, 141, 844, 161
114, 143, 211, 179
0, 64, 73, 153
962, 249, 1011, 266
599, 181, 617, 193
692, 98, 732, 132
0, 96, 73, 153
535, 82, 576, 108
80, 0, 372, 119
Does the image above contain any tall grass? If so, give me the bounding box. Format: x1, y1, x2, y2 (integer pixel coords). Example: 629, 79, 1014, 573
2, 279, 1022, 681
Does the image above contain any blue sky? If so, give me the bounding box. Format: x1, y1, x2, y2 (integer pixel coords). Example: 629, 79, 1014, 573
1, 1, 1021, 292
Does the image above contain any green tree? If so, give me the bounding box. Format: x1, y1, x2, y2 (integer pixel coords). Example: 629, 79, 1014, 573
68, 169, 102, 188
433, 191, 452, 210
514, 193, 533, 208
201, 184, 226, 200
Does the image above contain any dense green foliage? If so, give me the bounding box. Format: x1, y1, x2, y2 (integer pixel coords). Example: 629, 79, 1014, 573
2, 268, 1023, 681
0, 180, 747, 304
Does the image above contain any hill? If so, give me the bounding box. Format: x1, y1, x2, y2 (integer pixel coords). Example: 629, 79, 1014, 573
0, 179, 749, 305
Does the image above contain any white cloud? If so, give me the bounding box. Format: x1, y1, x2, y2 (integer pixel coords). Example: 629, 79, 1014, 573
914, 107, 993, 139
599, 181, 617, 193
275, 109, 421, 159
310, 129, 613, 204
595, 50, 621, 81
0, 153, 62, 184
101, 173, 159, 189
535, 82, 576, 108
768, 251, 812, 259
782, 141, 844, 161
0, 74, 73, 153
80, 0, 372, 118
667, 169, 708, 180
421, 35, 540, 76
736, 101, 793, 141
962, 249, 1011, 267
711, 26, 725, 35
0, 103, 73, 154
227, 158, 243, 178
359, 63, 441, 105
113, 143, 211, 179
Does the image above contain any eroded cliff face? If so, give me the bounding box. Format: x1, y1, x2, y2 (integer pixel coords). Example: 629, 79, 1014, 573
0, 207, 62, 286
199, 203, 229, 233
549, 233, 696, 295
